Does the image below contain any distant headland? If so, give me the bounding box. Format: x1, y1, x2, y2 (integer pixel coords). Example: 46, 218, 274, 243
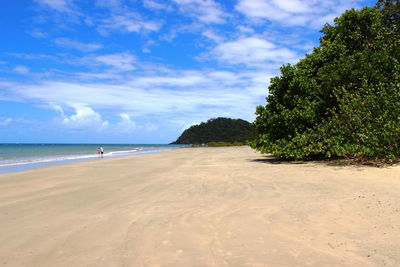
171, 117, 255, 146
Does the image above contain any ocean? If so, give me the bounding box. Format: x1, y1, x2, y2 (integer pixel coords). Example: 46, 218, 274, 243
0, 144, 187, 173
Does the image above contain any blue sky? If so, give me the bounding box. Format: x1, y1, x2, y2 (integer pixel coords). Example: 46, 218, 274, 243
0, 0, 376, 144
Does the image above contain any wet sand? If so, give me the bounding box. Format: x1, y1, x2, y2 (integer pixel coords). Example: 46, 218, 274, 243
0, 147, 399, 266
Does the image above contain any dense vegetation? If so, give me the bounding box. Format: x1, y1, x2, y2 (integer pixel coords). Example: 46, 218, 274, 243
206, 141, 246, 147
251, 0, 400, 160
172, 118, 255, 145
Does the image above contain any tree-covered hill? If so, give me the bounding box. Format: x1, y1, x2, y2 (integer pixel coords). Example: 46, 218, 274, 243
172, 118, 255, 144
251, 0, 400, 160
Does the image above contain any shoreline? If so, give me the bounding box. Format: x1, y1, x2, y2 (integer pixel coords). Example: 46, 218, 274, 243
1, 147, 399, 266
0, 144, 185, 174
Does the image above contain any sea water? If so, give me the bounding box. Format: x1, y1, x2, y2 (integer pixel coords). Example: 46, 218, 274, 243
0, 144, 186, 173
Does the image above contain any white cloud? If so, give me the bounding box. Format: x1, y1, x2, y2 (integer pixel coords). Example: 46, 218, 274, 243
9, 53, 56, 61
93, 53, 136, 72
172, 0, 227, 24
73, 72, 122, 80
29, 29, 48, 39
0, 118, 12, 126
6, 67, 271, 123
272, 0, 311, 13
236, 25, 255, 34
59, 103, 109, 130
49, 103, 64, 115
113, 114, 159, 133
143, 0, 172, 11
13, 66, 30, 74
235, 0, 366, 28
202, 29, 224, 43
117, 113, 136, 132
95, 0, 122, 9
55, 38, 103, 52
35, 0, 72, 12
210, 37, 299, 66
133, 71, 210, 87
98, 12, 162, 34
143, 123, 158, 131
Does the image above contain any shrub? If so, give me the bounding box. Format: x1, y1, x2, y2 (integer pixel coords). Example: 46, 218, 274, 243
251, 1, 400, 160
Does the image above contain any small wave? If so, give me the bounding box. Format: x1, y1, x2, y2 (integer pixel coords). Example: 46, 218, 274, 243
106, 149, 139, 155
0, 149, 147, 167
0, 146, 182, 170
0, 154, 96, 167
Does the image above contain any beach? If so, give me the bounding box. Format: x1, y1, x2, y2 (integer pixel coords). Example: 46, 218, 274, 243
0, 146, 399, 266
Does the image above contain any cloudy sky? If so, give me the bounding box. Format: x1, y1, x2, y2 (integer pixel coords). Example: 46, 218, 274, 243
0, 0, 376, 144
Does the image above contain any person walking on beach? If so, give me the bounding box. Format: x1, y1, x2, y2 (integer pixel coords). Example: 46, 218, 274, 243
97, 147, 101, 158
100, 147, 104, 159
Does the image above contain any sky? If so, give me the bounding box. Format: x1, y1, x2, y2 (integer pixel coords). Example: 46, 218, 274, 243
0, 0, 377, 144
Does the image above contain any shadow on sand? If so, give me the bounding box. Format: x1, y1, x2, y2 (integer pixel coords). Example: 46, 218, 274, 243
249, 154, 353, 167
249, 155, 307, 165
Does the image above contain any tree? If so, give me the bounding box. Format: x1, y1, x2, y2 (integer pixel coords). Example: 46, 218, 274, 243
251, 1, 400, 160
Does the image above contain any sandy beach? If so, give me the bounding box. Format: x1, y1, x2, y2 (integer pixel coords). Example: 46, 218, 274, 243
0, 147, 399, 266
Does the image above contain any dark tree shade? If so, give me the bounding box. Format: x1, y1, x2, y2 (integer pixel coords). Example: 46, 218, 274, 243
172, 118, 255, 144
251, 1, 400, 160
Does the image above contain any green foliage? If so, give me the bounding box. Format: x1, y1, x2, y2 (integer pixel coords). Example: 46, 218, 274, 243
172, 117, 255, 144
206, 141, 246, 147
252, 2, 400, 160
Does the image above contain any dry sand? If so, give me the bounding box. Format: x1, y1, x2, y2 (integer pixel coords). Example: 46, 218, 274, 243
0, 147, 399, 267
